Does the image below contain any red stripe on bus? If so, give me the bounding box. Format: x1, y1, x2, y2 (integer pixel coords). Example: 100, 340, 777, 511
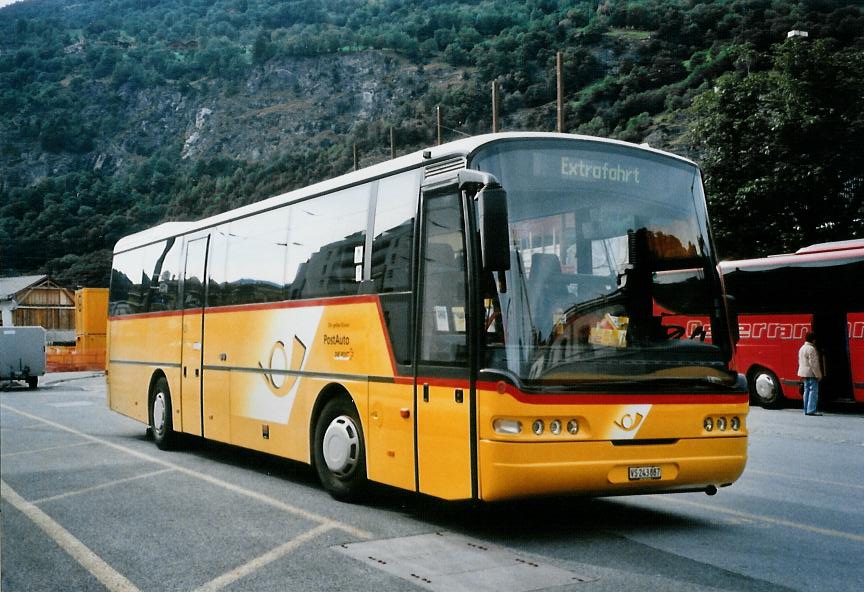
408, 379, 748, 405
109, 295, 381, 321
475, 381, 748, 405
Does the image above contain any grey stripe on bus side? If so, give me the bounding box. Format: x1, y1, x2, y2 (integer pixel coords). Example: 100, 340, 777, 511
109, 359, 182, 368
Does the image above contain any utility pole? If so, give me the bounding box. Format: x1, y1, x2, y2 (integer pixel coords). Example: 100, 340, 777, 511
353, 144, 358, 171
556, 51, 564, 133
436, 105, 442, 146
390, 127, 395, 160
492, 80, 500, 133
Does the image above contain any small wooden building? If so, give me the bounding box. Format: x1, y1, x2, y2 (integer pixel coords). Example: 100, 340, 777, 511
0, 275, 76, 344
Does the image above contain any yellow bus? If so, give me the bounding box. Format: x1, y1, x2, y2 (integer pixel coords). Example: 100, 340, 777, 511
107, 132, 748, 502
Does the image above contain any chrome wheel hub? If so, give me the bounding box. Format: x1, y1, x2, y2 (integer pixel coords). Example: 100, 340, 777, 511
153, 392, 167, 435
322, 415, 359, 476
755, 374, 776, 398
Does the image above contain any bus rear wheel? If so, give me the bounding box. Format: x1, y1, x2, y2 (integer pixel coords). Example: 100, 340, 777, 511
750, 368, 784, 409
313, 397, 367, 502
150, 376, 176, 450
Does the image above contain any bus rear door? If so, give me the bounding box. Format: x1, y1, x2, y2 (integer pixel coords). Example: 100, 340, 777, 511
180, 236, 209, 436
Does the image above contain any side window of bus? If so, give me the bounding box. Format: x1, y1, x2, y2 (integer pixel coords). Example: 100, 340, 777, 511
146, 238, 181, 313
206, 226, 229, 308
109, 250, 142, 316
372, 170, 420, 366
286, 185, 370, 300
109, 241, 180, 316
371, 171, 419, 292
419, 192, 468, 365
222, 212, 289, 306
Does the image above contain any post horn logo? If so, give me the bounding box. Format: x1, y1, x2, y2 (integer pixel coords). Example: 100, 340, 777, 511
614, 412, 644, 432
259, 336, 306, 397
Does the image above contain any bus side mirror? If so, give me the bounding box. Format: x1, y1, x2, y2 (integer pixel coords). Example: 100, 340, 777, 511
477, 183, 511, 272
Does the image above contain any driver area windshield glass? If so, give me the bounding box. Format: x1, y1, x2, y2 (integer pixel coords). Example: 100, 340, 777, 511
471, 139, 734, 388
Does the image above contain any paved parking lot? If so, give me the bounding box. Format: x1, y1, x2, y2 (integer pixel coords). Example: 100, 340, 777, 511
2, 373, 862, 591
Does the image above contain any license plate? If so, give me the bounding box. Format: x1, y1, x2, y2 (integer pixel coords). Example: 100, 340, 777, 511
628, 466, 662, 481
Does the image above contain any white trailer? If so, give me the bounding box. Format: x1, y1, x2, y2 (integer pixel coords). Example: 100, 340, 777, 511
1, 326, 46, 389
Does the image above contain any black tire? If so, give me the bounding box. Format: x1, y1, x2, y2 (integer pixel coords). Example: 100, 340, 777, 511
312, 397, 367, 502
749, 368, 784, 409
26, 376, 38, 389
149, 376, 176, 450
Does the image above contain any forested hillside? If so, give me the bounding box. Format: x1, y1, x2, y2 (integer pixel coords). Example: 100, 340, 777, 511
1, 0, 862, 287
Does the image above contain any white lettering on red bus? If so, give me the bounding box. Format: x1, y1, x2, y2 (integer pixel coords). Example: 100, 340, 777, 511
737, 322, 810, 341
850, 322, 864, 340
685, 320, 713, 339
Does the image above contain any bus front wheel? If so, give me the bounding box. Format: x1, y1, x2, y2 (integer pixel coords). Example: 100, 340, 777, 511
750, 368, 784, 409
150, 376, 176, 450
313, 397, 367, 502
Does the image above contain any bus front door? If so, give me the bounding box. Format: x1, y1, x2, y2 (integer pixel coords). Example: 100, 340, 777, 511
180, 236, 209, 437
414, 186, 475, 500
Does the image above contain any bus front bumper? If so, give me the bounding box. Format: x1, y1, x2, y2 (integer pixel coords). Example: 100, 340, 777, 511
478, 436, 747, 501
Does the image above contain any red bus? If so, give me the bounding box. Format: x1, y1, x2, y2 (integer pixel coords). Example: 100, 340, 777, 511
719, 240, 864, 408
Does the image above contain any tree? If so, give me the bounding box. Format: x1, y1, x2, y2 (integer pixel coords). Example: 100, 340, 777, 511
252, 31, 274, 65
690, 39, 864, 259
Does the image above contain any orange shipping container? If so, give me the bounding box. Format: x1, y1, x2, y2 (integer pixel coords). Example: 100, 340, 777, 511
76, 288, 108, 336
76, 333, 106, 354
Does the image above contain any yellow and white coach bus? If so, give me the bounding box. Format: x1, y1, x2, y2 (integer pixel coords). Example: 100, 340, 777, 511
107, 132, 748, 502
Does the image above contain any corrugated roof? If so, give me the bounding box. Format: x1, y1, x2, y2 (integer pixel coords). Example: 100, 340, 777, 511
0, 275, 48, 300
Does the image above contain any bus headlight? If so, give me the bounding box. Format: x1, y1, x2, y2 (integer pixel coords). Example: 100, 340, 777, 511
549, 419, 562, 435
492, 419, 522, 435
567, 419, 579, 435
704, 417, 714, 432
717, 417, 727, 431
532, 420, 545, 436
731, 416, 741, 431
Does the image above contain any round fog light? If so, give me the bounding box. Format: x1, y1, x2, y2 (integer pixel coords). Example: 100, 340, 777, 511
704, 417, 714, 432
550, 419, 561, 435
532, 419, 545, 436
717, 417, 727, 431
731, 416, 741, 431
567, 419, 579, 435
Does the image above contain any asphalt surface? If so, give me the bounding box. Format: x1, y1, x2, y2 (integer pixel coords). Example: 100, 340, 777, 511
1, 373, 862, 591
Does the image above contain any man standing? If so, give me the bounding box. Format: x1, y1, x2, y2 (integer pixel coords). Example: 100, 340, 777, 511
798, 332, 823, 416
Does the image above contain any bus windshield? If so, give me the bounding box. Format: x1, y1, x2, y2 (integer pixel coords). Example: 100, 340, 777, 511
472, 139, 736, 390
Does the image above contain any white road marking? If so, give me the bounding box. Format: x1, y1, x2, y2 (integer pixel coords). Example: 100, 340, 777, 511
1, 479, 141, 592
650, 495, 864, 543
1, 440, 97, 458
49, 401, 94, 408
193, 523, 335, 592
0, 403, 373, 539
746, 468, 864, 491
31, 468, 176, 505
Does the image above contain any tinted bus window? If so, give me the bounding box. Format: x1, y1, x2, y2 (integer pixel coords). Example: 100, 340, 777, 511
371, 171, 419, 293
109, 239, 181, 316
222, 211, 289, 305
371, 170, 420, 366
109, 250, 141, 316
206, 226, 229, 308
287, 185, 370, 300
148, 238, 182, 313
